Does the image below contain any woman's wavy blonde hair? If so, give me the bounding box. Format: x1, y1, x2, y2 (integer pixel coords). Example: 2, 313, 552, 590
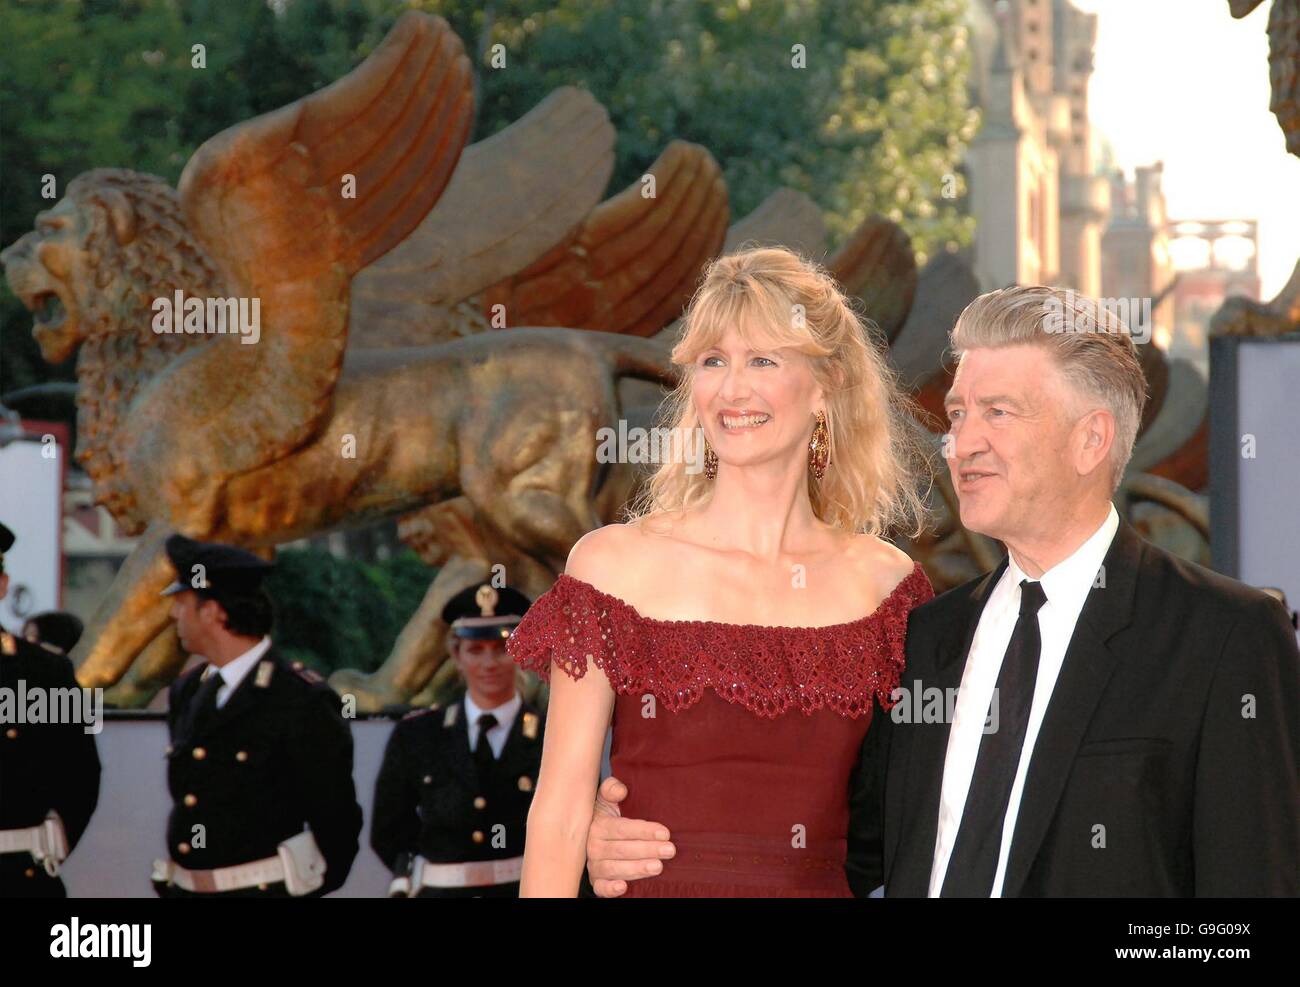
624, 245, 931, 538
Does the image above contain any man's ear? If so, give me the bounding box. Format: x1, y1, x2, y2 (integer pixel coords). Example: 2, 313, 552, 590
1075, 408, 1116, 477
0, 572, 9, 601
199, 597, 228, 629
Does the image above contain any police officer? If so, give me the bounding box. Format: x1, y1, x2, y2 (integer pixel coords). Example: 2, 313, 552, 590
0, 521, 101, 897
152, 534, 362, 897
371, 582, 543, 897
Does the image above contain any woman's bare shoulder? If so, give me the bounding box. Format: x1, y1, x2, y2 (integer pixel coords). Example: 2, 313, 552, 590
563, 522, 654, 586
565, 525, 629, 584
850, 533, 917, 592
564, 515, 684, 598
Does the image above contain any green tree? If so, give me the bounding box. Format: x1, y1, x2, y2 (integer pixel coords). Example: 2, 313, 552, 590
267, 547, 437, 675
0, 0, 190, 392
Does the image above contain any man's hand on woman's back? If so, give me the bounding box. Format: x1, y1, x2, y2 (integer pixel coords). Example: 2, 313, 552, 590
586, 776, 676, 897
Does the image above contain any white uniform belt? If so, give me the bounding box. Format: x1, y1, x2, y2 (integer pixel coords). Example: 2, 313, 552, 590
152, 854, 285, 893
416, 854, 524, 889
0, 825, 42, 854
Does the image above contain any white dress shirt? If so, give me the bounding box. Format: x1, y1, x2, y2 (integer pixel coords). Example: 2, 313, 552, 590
464, 691, 521, 759
206, 635, 272, 708
928, 504, 1119, 897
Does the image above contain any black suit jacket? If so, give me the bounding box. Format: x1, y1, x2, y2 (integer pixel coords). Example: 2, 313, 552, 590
164, 648, 362, 895
847, 521, 1299, 897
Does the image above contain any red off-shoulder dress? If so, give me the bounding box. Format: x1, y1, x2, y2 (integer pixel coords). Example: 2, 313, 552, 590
507, 561, 934, 897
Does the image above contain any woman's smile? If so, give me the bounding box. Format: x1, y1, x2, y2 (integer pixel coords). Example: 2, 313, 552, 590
718, 409, 771, 431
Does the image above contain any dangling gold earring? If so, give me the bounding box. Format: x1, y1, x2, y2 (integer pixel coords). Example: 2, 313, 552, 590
808, 410, 830, 480
704, 440, 718, 480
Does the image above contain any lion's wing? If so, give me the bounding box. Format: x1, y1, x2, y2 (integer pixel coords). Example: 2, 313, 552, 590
348, 87, 617, 348
721, 187, 827, 259
129, 12, 473, 532
180, 11, 473, 291
477, 140, 729, 338
827, 215, 917, 342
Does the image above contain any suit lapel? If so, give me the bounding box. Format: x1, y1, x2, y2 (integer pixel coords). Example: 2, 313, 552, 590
890, 560, 1008, 895
1000, 522, 1142, 896
171, 665, 204, 738
200, 660, 263, 738
170, 666, 206, 744
495, 702, 542, 781
445, 699, 477, 788
187, 651, 277, 744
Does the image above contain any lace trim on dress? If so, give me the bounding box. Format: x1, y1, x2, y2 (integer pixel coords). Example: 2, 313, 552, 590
506, 562, 934, 718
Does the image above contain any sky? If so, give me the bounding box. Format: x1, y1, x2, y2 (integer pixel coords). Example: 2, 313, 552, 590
1072, 0, 1300, 299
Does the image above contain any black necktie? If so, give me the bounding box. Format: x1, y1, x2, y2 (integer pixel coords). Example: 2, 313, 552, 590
941, 579, 1048, 897
474, 713, 498, 777
180, 668, 223, 742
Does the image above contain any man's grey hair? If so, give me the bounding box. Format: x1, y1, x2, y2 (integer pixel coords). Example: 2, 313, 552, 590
950, 286, 1148, 492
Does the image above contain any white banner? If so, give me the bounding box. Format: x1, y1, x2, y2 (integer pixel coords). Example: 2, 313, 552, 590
0, 432, 63, 632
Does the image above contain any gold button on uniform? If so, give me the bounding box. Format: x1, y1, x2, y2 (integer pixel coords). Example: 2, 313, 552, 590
517, 776, 533, 792
24, 868, 35, 878
236, 751, 248, 762
178, 843, 191, 855
183, 794, 198, 807
473, 796, 487, 810
192, 747, 206, 760
164, 744, 174, 755
423, 775, 433, 785
4, 728, 17, 740
471, 831, 485, 844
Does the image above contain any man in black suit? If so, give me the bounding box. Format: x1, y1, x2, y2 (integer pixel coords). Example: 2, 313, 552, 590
583, 286, 1299, 897
0, 521, 101, 897
371, 582, 544, 897
151, 534, 362, 897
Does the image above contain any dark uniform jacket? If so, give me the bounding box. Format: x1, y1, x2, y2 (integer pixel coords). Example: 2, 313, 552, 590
162, 647, 362, 896
847, 521, 1300, 897
0, 632, 101, 897
371, 696, 543, 897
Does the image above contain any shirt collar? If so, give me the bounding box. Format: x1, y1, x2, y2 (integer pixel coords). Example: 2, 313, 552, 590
1006, 503, 1119, 614
207, 635, 272, 692
463, 690, 521, 732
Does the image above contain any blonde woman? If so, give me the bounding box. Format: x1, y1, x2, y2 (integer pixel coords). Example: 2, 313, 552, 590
507, 246, 934, 897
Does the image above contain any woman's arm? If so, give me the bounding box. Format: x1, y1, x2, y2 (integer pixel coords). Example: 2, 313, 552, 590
520, 653, 615, 896
519, 527, 622, 896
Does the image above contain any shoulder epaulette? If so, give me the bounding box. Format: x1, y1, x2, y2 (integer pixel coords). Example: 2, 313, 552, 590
289, 660, 324, 684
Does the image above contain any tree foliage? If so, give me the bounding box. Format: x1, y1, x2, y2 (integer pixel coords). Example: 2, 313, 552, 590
266, 547, 437, 675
